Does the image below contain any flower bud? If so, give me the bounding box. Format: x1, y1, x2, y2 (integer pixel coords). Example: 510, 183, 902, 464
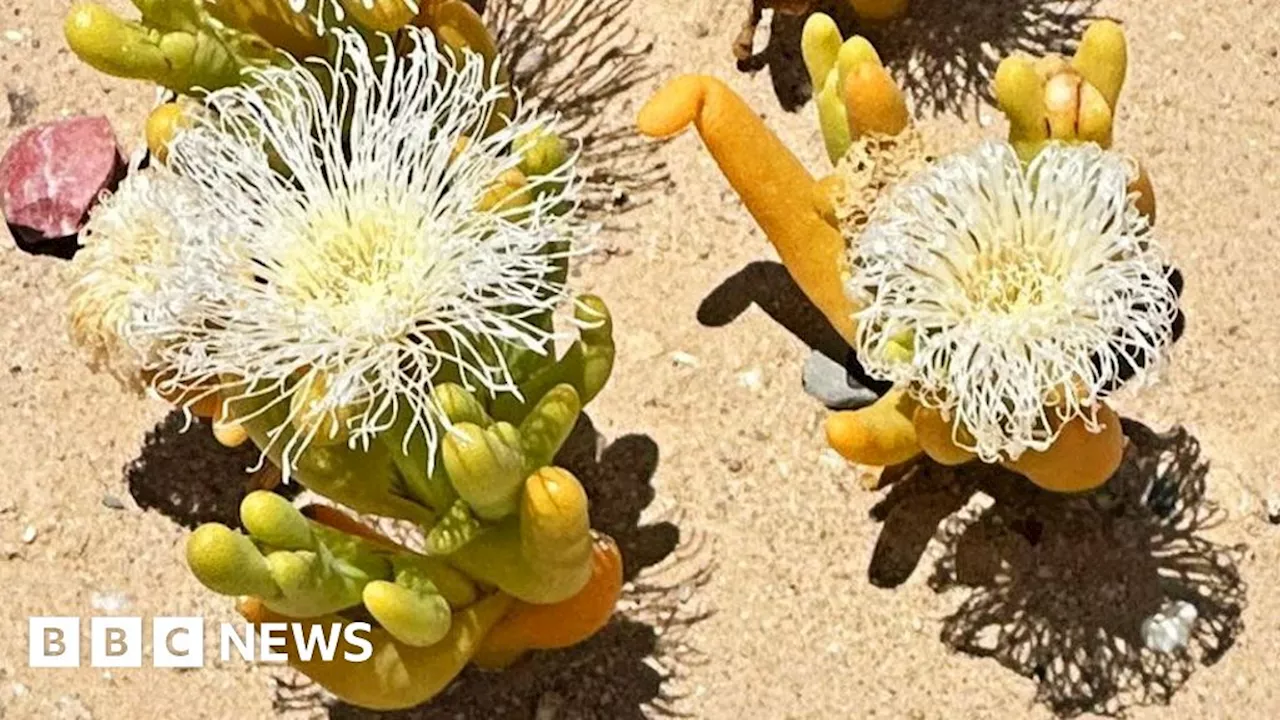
802, 14, 842, 89
477, 168, 533, 215
515, 127, 570, 177
145, 102, 185, 164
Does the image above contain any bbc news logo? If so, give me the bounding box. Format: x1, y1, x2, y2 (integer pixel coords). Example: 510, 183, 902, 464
29, 617, 373, 668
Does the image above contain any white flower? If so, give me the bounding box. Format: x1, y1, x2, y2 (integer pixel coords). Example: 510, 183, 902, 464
68, 168, 224, 391
135, 28, 583, 472
848, 141, 1179, 462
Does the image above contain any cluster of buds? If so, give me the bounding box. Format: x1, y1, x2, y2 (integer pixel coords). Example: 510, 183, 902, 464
801, 9, 908, 163
641, 17, 1180, 495
63, 1, 625, 710
993, 21, 1157, 219
62, 1, 496, 91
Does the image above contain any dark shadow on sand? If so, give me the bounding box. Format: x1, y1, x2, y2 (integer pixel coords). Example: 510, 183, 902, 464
864, 0, 1102, 117
735, 4, 812, 112
486, 0, 669, 218
868, 420, 1246, 717
736, 0, 1102, 118
125, 410, 295, 529
697, 260, 891, 395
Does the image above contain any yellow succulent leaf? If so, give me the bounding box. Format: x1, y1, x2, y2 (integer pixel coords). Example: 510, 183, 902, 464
912, 406, 978, 466
817, 71, 853, 163
825, 389, 922, 466
994, 56, 1049, 161
1003, 404, 1125, 493
1072, 20, 1127, 110
238, 592, 513, 711
637, 75, 858, 344
802, 13, 843, 89
145, 102, 186, 164
843, 61, 909, 138
204, 0, 327, 58
835, 34, 882, 88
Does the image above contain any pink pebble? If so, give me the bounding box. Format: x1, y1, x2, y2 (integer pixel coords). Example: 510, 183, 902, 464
1, 116, 124, 251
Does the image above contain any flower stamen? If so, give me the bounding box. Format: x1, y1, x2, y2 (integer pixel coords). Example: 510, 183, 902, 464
848, 141, 1178, 462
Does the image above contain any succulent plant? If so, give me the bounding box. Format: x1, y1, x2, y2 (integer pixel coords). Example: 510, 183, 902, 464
640, 18, 1181, 495
64, 5, 624, 710
63, 1, 500, 94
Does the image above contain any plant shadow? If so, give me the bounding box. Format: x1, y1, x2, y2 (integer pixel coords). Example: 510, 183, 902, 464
125, 410, 294, 529
697, 260, 890, 394
859, 0, 1102, 117
486, 0, 669, 218
737, 0, 1101, 118
735, 2, 812, 112
282, 415, 710, 719
868, 419, 1247, 717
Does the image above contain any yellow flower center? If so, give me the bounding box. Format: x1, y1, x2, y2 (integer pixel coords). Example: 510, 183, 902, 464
961, 245, 1062, 314
278, 196, 427, 338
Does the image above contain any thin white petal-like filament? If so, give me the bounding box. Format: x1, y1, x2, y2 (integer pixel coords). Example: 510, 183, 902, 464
848, 141, 1179, 462
68, 169, 225, 391
130, 28, 583, 474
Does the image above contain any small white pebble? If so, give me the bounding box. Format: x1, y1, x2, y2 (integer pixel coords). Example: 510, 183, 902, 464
20, 526, 36, 544
825, 641, 842, 655
737, 368, 763, 390
1172, 600, 1199, 624
91, 592, 130, 613
670, 351, 699, 368
1167, 31, 1187, 42
11, 682, 28, 697
818, 449, 847, 471
3, 30, 24, 43
1141, 616, 1174, 652
1142, 602, 1196, 653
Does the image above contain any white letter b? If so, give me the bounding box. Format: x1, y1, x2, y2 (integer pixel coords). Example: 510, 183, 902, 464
29, 618, 79, 668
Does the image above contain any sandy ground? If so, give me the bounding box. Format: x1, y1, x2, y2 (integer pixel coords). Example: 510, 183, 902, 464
2, 0, 1280, 718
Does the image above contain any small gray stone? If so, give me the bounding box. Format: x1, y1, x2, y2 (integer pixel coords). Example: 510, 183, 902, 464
802, 351, 879, 410
101, 494, 125, 510
6, 86, 38, 128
